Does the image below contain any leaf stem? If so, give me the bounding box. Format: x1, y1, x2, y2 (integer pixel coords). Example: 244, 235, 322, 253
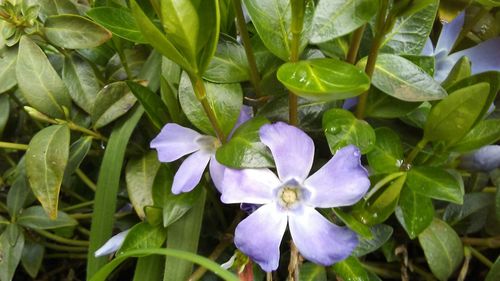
61, 200, 94, 212
288, 0, 306, 126
42, 241, 88, 252
65, 121, 107, 141
232, 0, 263, 97
76, 168, 97, 191
469, 247, 494, 268
34, 229, 90, 247
346, 25, 366, 64
462, 236, 500, 248
0, 141, 28, 151
402, 138, 429, 168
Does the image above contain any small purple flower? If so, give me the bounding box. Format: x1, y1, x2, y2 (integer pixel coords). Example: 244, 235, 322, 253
422, 12, 500, 81
460, 145, 500, 172
150, 106, 252, 194
220, 122, 370, 271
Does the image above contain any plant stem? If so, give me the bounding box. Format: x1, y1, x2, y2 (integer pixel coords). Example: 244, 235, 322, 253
402, 138, 429, 168
65, 121, 107, 141
362, 262, 401, 279
0, 141, 28, 151
457, 246, 472, 281
34, 229, 89, 247
287, 241, 301, 281
42, 241, 88, 252
232, 0, 263, 97
76, 169, 97, 191
355, 0, 390, 119
346, 25, 366, 64
409, 262, 438, 281
462, 236, 500, 248
45, 253, 88, 259
62, 200, 94, 212
469, 247, 494, 268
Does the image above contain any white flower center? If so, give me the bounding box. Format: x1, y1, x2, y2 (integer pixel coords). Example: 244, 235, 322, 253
196, 135, 221, 153
277, 185, 302, 209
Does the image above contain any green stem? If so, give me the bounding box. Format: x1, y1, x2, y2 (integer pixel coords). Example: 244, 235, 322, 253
113, 39, 133, 79
462, 236, 500, 248
288, 0, 306, 126
469, 247, 494, 268
346, 25, 366, 64
45, 254, 88, 259
70, 213, 94, 220
0, 141, 29, 151
232, 0, 263, 97
62, 200, 94, 212
76, 169, 97, 191
361, 263, 401, 279
409, 262, 438, 281
34, 229, 89, 247
65, 121, 107, 141
42, 241, 88, 252
403, 138, 429, 168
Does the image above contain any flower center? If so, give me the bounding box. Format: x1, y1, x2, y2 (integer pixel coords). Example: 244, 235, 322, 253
278, 186, 301, 208
196, 136, 221, 153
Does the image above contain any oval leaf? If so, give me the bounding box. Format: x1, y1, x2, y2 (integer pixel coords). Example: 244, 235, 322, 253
117, 222, 167, 256
406, 166, 464, 204
0, 46, 17, 93
367, 127, 404, 174
352, 224, 393, 257
126, 81, 169, 130
203, 38, 250, 83
0, 226, 25, 281
17, 206, 77, 229
62, 54, 100, 114
395, 187, 434, 239
86, 7, 147, 43
450, 119, 500, 152
91, 82, 138, 129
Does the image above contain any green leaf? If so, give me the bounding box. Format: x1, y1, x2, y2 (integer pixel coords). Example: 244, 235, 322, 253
117, 222, 167, 255
0, 46, 17, 93
450, 119, 500, 152
331, 256, 371, 281
299, 263, 326, 281
441, 57, 471, 89
333, 208, 372, 239
126, 152, 161, 219
86, 7, 147, 43
203, 37, 250, 83
492, 169, 500, 220
322, 108, 375, 154
395, 187, 434, 239
418, 218, 464, 281
20, 240, 44, 278
0, 95, 9, 137
352, 224, 393, 257
486, 256, 500, 281
406, 167, 464, 204
16, 36, 72, 118
0, 225, 25, 281
6, 158, 32, 218
367, 128, 403, 174
64, 137, 92, 178
359, 54, 447, 102
91, 82, 138, 129
216, 117, 274, 168
126, 81, 169, 130
178, 73, 242, 137
133, 256, 164, 281
365, 89, 421, 118
160, 58, 183, 123
310, 0, 377, 43
87, 106, 144, 278
424, 83, 490, 142
443, 193, 494, 234
380, 1, 438, 55
38, 0, 79, 18
243, 0, 314, 61
62, 54, 100, 114
17, 206, 77, 230
26, 125, 70, 219
43, 15, 112, 49
277, 58, 370, 101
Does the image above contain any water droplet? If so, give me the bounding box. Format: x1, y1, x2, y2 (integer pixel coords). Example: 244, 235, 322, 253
400, 163, 412, 171
353, 150, 360, 157
100, 141, 106, 150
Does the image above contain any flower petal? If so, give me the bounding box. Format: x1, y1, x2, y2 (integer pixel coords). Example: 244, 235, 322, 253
448, 38, 500, 74
150, 123, 202, 162
234, 203, 287, 272
209, 156, 226, 193
460, 145, 500, 172
259, 122, 314, 182
436, 12, 464, 54
289, 206, 358, 265
304, 145, 370, 208
422, 37, 434, 56
172, 150, 211, 194
220, 168, 279, 204
94, 229, 130, 257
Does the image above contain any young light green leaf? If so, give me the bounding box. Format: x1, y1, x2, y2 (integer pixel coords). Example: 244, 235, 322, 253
367, 128, 404, 174
16, 36, 72, 118
424, 83, 490, 142
418, 218, 464, 281
406, 167, 464, 204
352, 224, 393, 257
17, 206, 77, 229
43, 15, 112, 49
359, 54, 447, 102
91, 82, 138, 129
0, 225, 25, 281
21, 240, 44, 278
395, 187, 434, 239
310, 0, 377, 43
333, 208, 372, 239
203, 38, 250, 83
331, 256, 371, 281
126, 81, 170, 130
441, 57, 471, 89
322, 109, 375, 154
0, 46, 17, 93
62, 54, 100, 114
86, 7, 147, 43
450, 119, 500, 152
277, 58, 370, 101
117, 222, 167, 256
26, 125, 70, 219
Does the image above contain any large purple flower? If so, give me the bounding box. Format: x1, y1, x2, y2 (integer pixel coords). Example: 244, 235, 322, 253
220, 122, 371, 271
150, 106, 252, 194
422, 12, 500, 81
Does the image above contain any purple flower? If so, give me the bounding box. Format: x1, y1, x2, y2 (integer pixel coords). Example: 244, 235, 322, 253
220, 122, 370, 271
460, 145, 500, 172
422, 12, 500, 82
150, 106, 252, 194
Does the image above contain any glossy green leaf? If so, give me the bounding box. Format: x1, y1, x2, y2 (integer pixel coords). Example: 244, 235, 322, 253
86, 7, 147, 43
333, 208, 372, 239
299, 263, 326, 281
359, 54, 447, 102
133, 255, 164, 281
91, 82, 138, 129
424, 83, 490, 142
243, 0, 314, 61
203, 38, 250, 83
17, 206, 77, 229
7, 158, 32, 218
418, 218, 464, 281
406, 167, 463, 204
486, 256, 500, 281
16, 36, 72, 118
0, 225, 25, 281
38, 0, 79, 18
322, 108, 375, 154
160, 57, 183, 123
62, 54, 100, 114
216, 117, 274, 168
178, 73, 242, 137
443, 193, 494, 234
380, 2, 438, 55
0, 46, 17, 93
395, 187, 434, 239
64, 137, 92, 178
126, 151, 161, 219
367, 128, 403, 174
164, 187, 202, 228
277, 58, 370, 101
364, 90, 420, 118
310, 0, 377, 43
352, 224, 393, 257
117, 222, 167, 255
26, 125, 70, 219
441, 57, 471, 89
0, 95, 9, 137
331, 256, 371, 281
43, 15, 111, 49
21, 240, 44, 278
450, 119, 500, 152
127, 81, 169, 130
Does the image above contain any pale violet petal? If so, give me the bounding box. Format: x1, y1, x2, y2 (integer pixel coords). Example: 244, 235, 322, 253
289, 206, 358, 265
342, 98, 358, 110
304, 145, 370, 208
150, 123, 202, 162
234, 203, 287, 272
448, 37, 500, 74
209, 156, 226, 193
221, 253, 237, 270
422, 37, 435, 56
460, 145, 500, 172
259, 122, 314, 182
220, 168, 279, 204
436, 12, 465, 54
172, 150, 211, 194
434, 53, 456, 82
228, 105, 254, 139
94, 229, 130, 257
